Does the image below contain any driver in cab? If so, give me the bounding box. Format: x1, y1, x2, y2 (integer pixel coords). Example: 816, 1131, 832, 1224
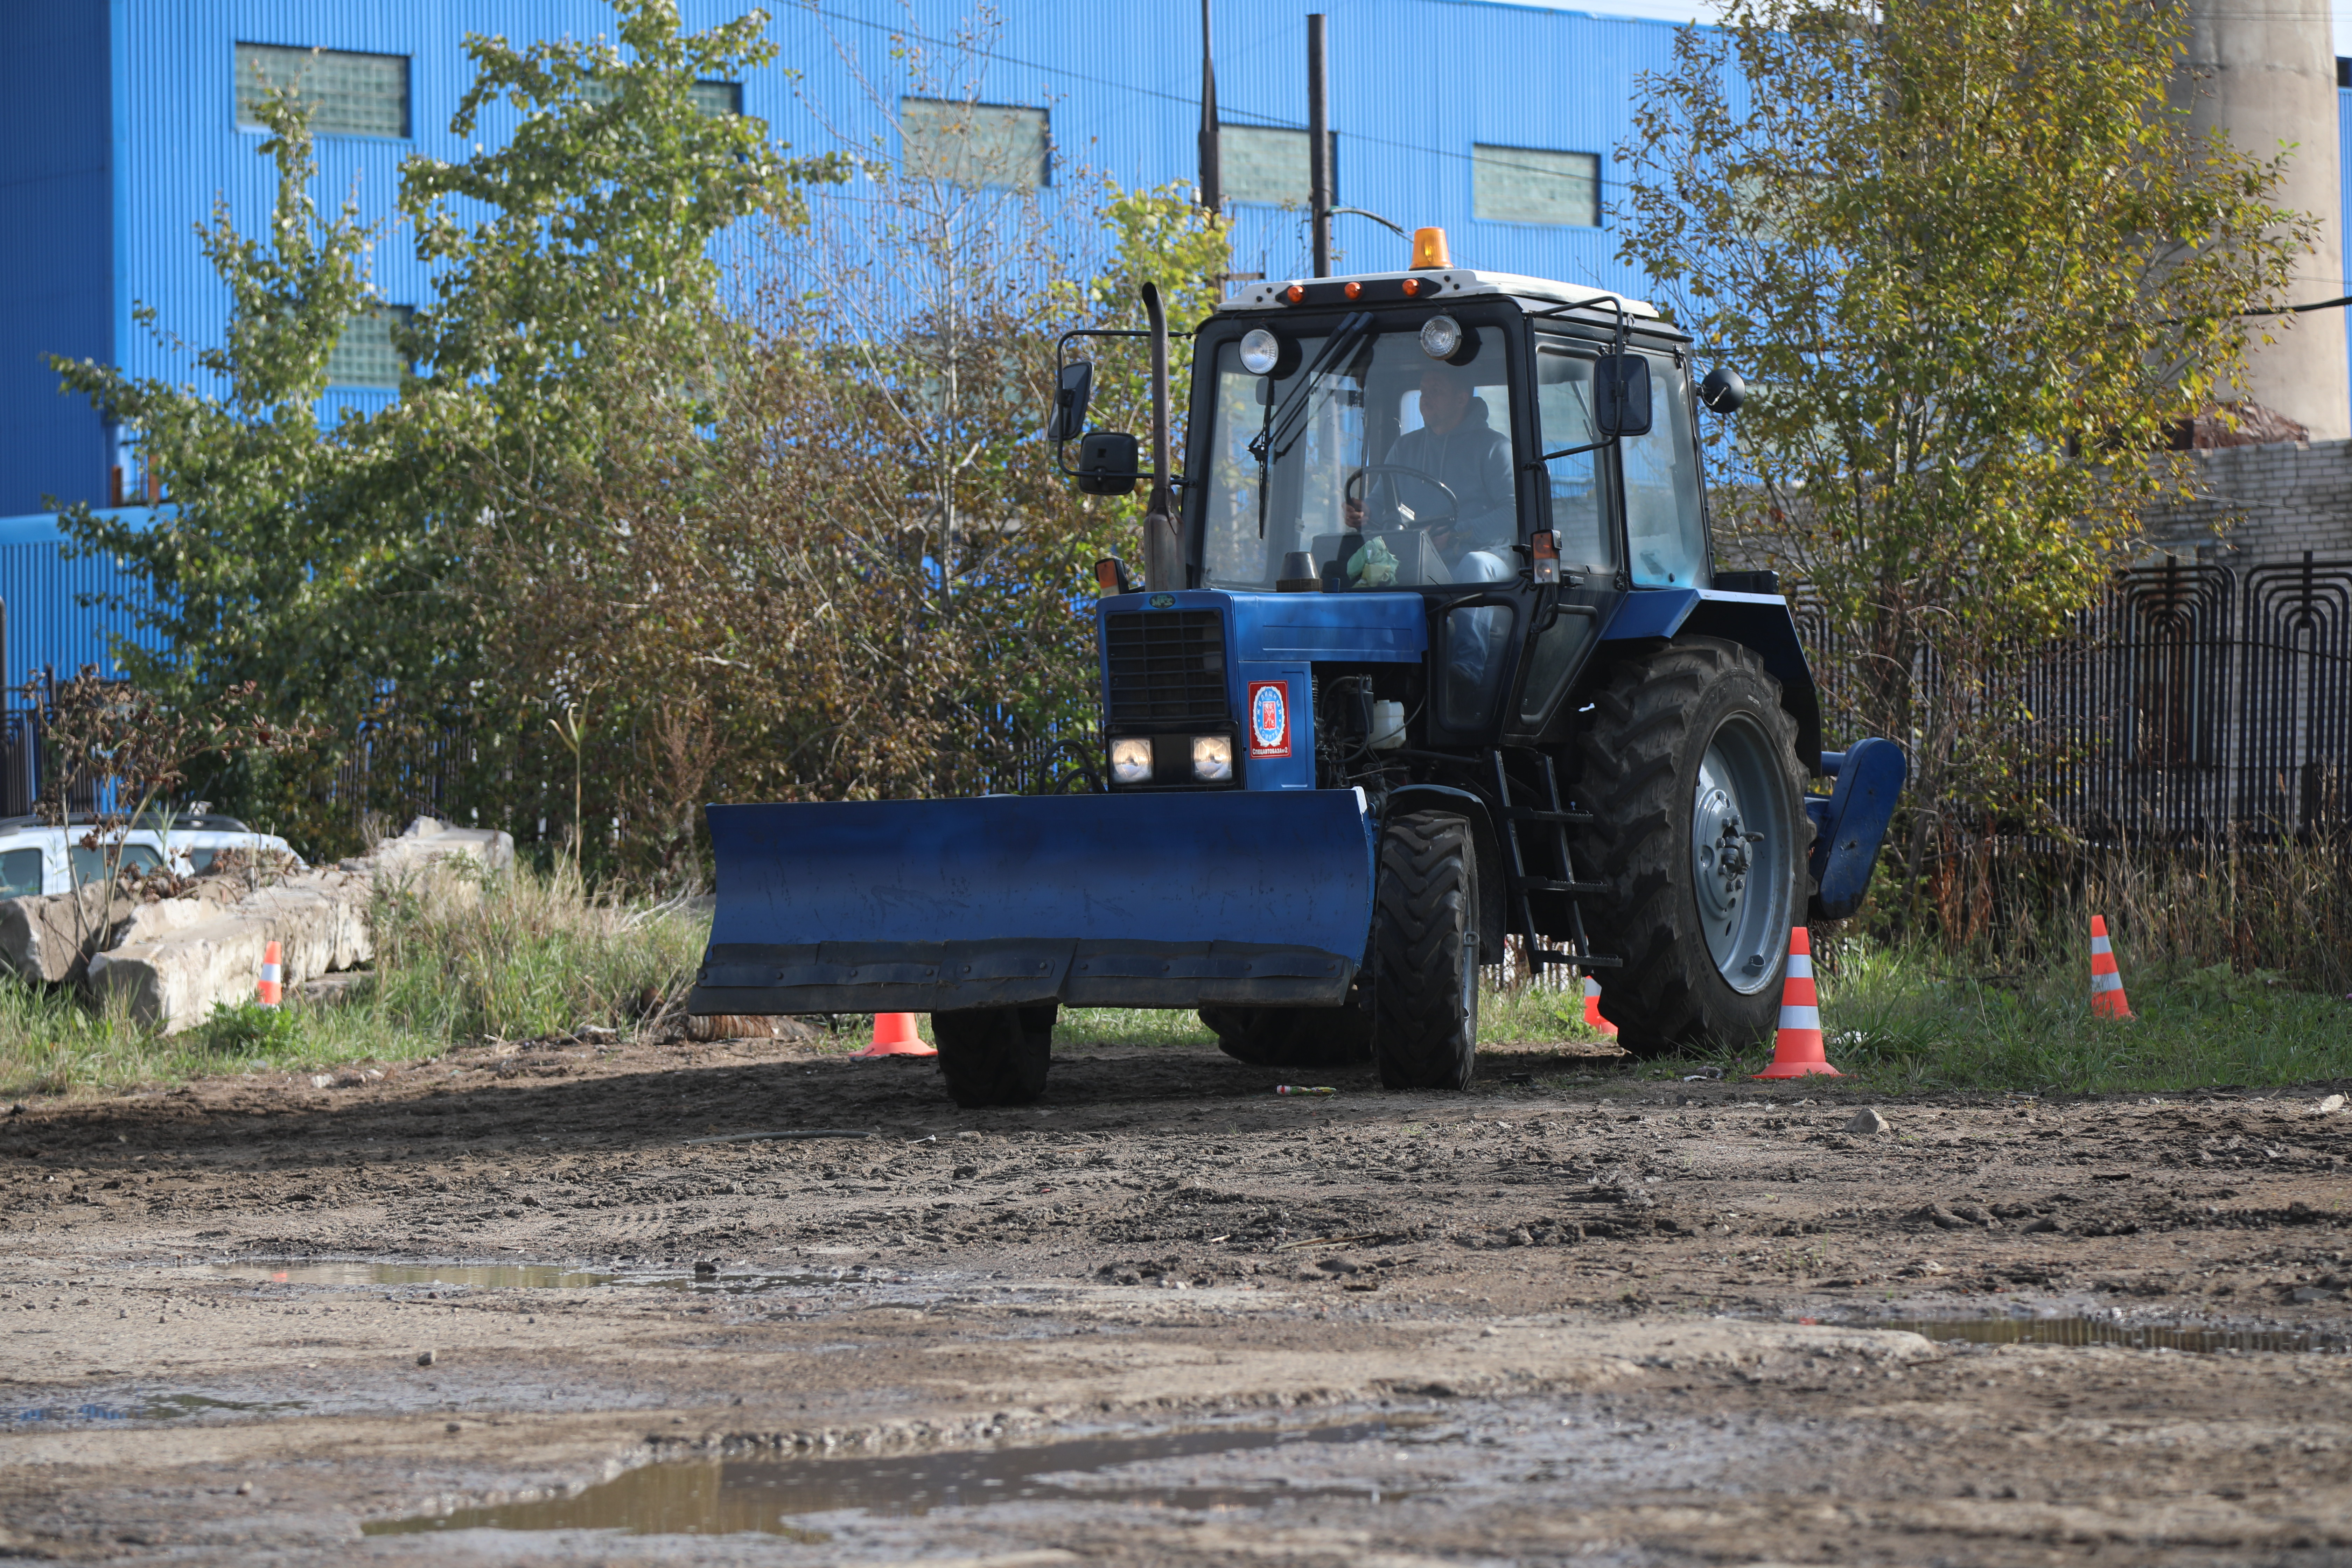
1342, 362, 1514, 576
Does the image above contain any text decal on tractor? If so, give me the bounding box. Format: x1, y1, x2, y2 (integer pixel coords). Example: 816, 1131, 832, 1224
687, 228, 1906, 1106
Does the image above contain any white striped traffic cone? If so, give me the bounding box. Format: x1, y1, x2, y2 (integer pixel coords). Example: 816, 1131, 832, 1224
2089, 916, 2133, 1019
1753, 926, 1840, 1078
1582, 974, 1618, 1039
257, 940, 282, 1008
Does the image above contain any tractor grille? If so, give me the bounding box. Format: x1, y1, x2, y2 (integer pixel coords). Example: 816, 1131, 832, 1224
1104, 610, 1228, 726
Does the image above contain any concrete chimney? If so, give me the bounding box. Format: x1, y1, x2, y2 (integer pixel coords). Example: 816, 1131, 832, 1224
2180, 0, 2350, 441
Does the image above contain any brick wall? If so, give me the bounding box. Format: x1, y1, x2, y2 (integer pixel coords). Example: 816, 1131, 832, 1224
2142, 438, 2352, 561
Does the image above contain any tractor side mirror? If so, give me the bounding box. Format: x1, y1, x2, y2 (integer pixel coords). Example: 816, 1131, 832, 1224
1047, 360, 1094, 442
1594, 353, 1652, 438
1700, 365, 1746, 414
1075, 430, 1140, 495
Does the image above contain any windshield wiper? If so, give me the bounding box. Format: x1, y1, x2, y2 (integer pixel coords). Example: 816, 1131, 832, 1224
1250, 310, 1374, 471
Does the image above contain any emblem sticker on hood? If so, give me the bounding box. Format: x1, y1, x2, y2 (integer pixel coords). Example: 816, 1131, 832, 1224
1247, 680, 1290, 759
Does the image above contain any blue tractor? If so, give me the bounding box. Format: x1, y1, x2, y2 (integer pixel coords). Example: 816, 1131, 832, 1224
687, 232, 1905, 1106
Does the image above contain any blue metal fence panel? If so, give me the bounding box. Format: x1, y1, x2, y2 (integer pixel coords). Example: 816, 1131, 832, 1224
0, 510, 165, 690
0, 6, 116, 517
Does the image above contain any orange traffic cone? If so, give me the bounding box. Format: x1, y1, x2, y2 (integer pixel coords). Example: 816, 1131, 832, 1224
1753, 926, 1841, 1079
853, 1012, 936, 1058
1581, 974, 1618, 1039
2089, 916, 2133, 1019
257, 940, 282, 1008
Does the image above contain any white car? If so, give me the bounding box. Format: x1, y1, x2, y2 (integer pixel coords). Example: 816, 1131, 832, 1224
0, 813, 304, 898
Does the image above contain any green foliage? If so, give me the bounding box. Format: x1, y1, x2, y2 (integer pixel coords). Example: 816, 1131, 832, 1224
1617, 0, 2314, 830
45, 5, 1236, 877
1069, 181, 1232, 448
48, 92, 395, 732
367, 864, 704, 1041
48, 0, 843, 862
196, 1000, 302, 1055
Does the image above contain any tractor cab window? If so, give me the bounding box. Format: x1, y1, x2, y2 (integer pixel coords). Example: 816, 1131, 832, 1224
1622, 352, 1705, 587
1195, 321, 1519, 592
1532, 341, 1615, 573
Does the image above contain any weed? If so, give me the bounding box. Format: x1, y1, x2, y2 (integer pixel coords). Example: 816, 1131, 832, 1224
195, 1001, 300, 1054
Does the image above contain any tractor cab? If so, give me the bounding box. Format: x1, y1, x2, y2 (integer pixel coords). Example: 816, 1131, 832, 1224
1182, 262, 1721, 748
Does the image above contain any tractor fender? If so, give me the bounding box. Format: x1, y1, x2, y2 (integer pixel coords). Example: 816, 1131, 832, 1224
1381, 783, 1509, 943
1599, 589, 1824, 768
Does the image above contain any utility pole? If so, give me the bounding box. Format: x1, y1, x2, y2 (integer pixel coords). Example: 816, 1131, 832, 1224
1198, 0, 1221, 214
1307, 12, 1331, 277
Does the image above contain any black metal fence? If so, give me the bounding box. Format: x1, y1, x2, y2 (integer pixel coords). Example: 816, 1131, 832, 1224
1794, 553, 2352, 843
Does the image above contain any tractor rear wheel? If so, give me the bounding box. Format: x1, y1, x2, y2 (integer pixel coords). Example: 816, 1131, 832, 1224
1573, 637, 1811, 1057
1370, 811, 1481, 1091
1200, 991, 1372, 1070
932, 1004, 1055, 1107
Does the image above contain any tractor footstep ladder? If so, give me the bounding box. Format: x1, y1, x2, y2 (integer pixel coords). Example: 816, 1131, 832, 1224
1486, 749, 1619, 979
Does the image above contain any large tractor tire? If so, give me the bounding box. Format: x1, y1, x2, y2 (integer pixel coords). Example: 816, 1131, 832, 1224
1370, 811, 1482, 1091
1574, 637, 1812, 1058
932, 1004, 1055, 1108
1199, 990, 1373, 1070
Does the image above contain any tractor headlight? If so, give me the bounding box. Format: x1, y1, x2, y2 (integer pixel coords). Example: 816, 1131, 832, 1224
1110, 737, 1154, 785
1419, 314, 1464, 361
1238, 328, 1283, 376
1191, 734, 1234, 783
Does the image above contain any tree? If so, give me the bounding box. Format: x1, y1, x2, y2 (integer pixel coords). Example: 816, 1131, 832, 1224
47, 92, 395, 728
1616, 0, 2315, 842
49, 1, 843, 859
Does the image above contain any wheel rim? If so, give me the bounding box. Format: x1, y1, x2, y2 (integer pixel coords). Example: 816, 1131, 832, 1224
1689, 712, 1794, 995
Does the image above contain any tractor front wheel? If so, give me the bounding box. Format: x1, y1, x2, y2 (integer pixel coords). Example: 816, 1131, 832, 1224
932, 1004, 1055, 1107
1370, 811, 1482, 1091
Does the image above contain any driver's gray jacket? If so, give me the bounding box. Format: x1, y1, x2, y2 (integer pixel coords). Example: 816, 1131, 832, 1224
1376, 400, 1514, 546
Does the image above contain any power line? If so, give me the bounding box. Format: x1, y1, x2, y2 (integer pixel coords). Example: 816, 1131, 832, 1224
789, 1, 1631, 192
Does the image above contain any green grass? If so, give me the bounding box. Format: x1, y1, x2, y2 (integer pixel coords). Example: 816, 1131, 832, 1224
0, 863, 708, 1099
3, 859, 2344, 1101
1755, 936, 2352, 1095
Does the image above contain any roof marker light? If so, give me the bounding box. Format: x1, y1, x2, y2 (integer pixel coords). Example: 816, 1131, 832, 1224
1284, 282, 1306, 303
1343, 281, 1362, 300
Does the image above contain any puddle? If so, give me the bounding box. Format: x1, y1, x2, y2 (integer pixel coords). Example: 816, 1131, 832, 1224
639, 1271, 842, 1294
211, 1261, 615, 1290
7, 1393, 303, 1426
207, 1260, 884, 1294
367, 1420, 1416, 1536
1876, 1316, 2344, 1354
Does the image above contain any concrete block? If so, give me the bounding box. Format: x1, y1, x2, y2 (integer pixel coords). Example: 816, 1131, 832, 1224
88, 918, 272, 1032
0, 886, 135, 984
372, 816, 515, 877
86, 869, 375, 1032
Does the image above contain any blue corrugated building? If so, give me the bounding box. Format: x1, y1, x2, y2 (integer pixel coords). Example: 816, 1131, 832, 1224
2, 1, 2348, 684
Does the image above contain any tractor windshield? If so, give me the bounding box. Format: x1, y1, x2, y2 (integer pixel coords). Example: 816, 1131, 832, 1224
1194, 321, 1519, 592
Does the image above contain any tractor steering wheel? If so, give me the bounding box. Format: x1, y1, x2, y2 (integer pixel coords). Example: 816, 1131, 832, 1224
1346, 464, 1460, 533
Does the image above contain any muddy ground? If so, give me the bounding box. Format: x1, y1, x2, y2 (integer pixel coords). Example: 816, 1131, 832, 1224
1, 1029, 2348, 1566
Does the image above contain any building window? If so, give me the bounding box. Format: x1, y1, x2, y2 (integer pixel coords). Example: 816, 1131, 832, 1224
1220, 126, 1338, 207
235, 43, 410, 139
690, 80, 743, 118
900, 99, 1050, 189
581, 78, 744, 117
1473, 145, 1600, 227
327, 306, 413, 389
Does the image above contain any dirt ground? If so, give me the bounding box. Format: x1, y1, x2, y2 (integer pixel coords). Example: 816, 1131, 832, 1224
1, 1028, 2348, 1566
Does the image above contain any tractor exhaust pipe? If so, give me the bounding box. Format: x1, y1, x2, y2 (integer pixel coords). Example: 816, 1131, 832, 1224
1141, 281, 1183, 590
